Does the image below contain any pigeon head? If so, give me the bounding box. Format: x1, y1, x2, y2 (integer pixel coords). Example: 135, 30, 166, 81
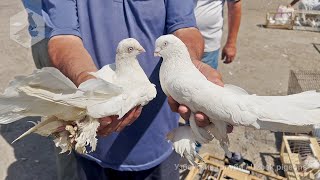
116, 38, 146, 58
154, 35, 187, 59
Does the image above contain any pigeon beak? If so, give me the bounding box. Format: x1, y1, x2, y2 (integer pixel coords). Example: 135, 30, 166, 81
154, 47, 161, 57
138, 47, 146, 53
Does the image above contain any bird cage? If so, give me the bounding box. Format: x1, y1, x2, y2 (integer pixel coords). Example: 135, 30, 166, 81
280, 135, 320, 180
186, 153, 285, 180
266, 11, 294, 30
293, 10, 320, 32
287, 70, 320, 95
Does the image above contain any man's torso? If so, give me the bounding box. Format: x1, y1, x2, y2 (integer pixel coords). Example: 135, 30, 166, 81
75, 0, 178, 171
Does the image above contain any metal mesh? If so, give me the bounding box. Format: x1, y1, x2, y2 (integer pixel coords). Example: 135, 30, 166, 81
293, 10, 320, 32
287, 70, 320, 95
288, 140, 313, 160
281, 137, 320, 179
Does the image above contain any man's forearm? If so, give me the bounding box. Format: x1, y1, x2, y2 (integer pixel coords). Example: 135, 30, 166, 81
226, 1, 242, 46
173, 27, 204, 61
48, 35, 98, 86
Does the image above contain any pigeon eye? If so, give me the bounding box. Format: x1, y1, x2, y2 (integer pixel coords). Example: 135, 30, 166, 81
128, 47, 134, 52
163, 42, 168, 46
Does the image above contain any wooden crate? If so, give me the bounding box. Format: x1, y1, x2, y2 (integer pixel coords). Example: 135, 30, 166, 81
186, 153, 285, 180
293, 10, 320, 32
266, 12, 294, 30
280, 135, 320, 180
265, 10, 320, 31
287, 70, 320, 95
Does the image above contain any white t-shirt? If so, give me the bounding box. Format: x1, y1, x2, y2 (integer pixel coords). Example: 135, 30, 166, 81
195, 0, 238, 52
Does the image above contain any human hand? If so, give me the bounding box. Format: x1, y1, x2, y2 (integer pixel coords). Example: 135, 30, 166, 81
221, 43, 237, 64
168, 61, 224, 127
97, 106, 142, 136
193, 60, 224, 87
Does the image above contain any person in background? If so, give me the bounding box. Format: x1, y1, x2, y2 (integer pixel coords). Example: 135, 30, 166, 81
195, 0, 242, 69
191, 0, 241, 153
42, 0, 223, 179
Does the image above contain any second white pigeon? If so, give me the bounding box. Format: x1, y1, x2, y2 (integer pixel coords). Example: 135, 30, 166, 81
154, 34, 320, 164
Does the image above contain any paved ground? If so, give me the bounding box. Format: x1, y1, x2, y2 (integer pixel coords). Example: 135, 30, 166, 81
0, 0, 319, 179
0, 1, 56, 179
201, 0, 320, 177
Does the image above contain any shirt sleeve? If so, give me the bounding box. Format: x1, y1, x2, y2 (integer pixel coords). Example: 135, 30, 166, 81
165, 0, 197, 34
42, 0, 81, 38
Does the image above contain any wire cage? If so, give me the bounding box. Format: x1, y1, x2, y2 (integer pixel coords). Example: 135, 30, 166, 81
293, 10, 320, 32
266, 12, 294, 29
280, 135, 320, 180
185, 153, 285, 180
287, 70, 320, 95
265, 9, 320, 32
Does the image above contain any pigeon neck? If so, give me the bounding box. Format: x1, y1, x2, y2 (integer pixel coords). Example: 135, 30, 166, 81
115, 55, 138, 74
163, 49, 193, 65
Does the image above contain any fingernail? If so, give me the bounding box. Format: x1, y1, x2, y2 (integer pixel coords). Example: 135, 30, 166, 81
137, 106, 143, 114
178, 106, 189, 113
100, 119, 112, 126
195, 114, 205, 121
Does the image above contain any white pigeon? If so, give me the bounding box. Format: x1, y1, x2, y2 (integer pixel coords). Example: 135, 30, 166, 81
307, 18, 317, 27
302, 155, 320, 171
294, 17, 302, 26
0, 38, 156, 154
301, 155, 320, 179
154, 34, 320, 164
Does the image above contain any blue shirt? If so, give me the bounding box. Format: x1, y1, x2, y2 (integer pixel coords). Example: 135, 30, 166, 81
21, 0, 51, 43
43, 0, 196, 171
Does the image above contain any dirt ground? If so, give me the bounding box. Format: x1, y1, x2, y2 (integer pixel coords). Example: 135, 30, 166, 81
0, 0, 319, 179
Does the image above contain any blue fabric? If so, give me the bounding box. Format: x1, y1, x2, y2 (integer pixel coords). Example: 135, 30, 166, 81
21, 1, 51, 41
42, 0, 196, 171
76, 152, 180, 180
201, 49, 220, 69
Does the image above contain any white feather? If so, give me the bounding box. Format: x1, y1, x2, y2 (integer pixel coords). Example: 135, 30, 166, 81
12, 116, 65, 143
0, 38, 157, 154
302, 155, 320, 170
156, 34, 320, 162
167, 126, 204, 166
